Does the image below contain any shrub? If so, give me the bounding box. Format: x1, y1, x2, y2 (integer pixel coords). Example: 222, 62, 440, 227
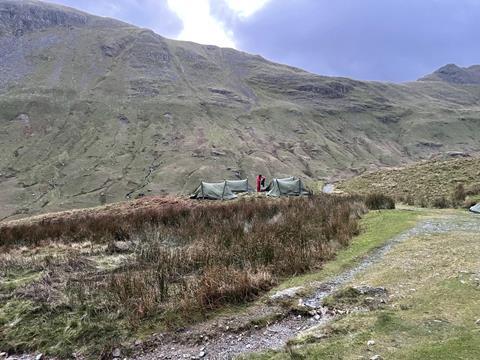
415, 197, 429, 208
364, 193, 395, 210
452, 183, 466, 205
463, 198, 478, 209
405, 195, 415, 206
465, 183, 480, 196
432, 196, 450, 209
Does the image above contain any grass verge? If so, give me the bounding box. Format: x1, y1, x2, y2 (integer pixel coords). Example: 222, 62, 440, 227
276, 209, 420, 289
252, 219, 480, 359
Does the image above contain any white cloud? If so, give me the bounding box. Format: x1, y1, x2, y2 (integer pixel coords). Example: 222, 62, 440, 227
167, 0, 235, 47
224, 0, 271, 18
167, 0, 272, 48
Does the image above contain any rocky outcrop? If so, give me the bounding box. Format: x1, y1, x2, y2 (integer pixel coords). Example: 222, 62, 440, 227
0, 0, 89, 36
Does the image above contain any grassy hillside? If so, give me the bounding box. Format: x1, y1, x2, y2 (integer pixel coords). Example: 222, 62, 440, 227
1, 0, 480, 219
337, 156, 480, 206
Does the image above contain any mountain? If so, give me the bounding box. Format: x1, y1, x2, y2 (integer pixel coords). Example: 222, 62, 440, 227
419, 64, 480, 85
1, 0, 480, 220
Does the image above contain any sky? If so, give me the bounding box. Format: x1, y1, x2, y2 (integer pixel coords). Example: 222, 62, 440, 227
48, 0, 480, 82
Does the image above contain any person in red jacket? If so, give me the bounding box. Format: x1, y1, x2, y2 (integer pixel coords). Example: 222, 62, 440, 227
256, 174, 266, 192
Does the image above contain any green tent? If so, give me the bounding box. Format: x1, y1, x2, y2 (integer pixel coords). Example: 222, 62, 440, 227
469, 203, 480, 213
190, 181, 237, 200
265, 177, 295, 192
225, 179, 253, 193
266, 177, 310, 197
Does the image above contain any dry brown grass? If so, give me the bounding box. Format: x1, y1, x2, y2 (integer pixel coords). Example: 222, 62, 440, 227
1, 195, 367, 356
86, 195, 366, 323
0, 196, 196, 248
337, 156, 480, 208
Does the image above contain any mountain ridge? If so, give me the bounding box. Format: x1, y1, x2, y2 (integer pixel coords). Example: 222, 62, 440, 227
1, 0, 480, 220
419, 63, 480, 85
0, 0, 130, 34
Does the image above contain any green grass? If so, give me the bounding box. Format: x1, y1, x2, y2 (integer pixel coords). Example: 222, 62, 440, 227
0, 300, 126, 358
0, 270, 42, 292
251, 222, 480, 360
276, 209, 420, 289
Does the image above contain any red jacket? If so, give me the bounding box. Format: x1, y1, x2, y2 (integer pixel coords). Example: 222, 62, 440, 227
256, 175, 266, 192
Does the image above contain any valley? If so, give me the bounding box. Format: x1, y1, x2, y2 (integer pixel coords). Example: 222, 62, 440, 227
1, 0, 480, 219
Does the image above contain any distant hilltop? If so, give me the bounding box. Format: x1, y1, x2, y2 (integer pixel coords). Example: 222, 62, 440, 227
419, 63, 480, 84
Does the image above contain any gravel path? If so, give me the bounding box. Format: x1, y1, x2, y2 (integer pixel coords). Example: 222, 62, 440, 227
136, 212, 480, 360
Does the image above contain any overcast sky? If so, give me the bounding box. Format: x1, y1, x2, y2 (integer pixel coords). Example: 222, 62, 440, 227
48, 0, 480, 82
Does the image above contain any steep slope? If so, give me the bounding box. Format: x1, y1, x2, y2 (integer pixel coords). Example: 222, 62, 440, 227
1, 0, 480, 219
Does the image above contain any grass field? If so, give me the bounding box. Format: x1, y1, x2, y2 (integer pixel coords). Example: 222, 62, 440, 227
3, 196, 477, 359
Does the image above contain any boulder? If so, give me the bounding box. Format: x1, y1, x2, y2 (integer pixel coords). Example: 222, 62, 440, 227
110, 241, 133, 253
270, 286, 304, 300
112, 348, 121, 358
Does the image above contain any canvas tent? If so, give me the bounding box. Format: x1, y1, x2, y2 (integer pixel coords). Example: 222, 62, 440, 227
190, 180, 251, 200
224, 179, 253, 193
469, 203, 480, 213
266, 177, 310, 197
190, 181, 237, 200
265, 177, 295, 192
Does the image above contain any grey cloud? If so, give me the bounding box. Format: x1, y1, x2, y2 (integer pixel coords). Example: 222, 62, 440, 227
227, 0, 480, 81
48, 0, 480, 82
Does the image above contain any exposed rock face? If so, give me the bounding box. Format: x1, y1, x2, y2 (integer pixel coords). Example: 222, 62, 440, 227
0, 0, 89, 35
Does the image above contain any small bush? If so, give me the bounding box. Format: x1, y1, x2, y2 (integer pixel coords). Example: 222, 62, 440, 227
463, 198, 478, 209
364, 193, 395, 210
452, 183, 466, 206
415, 197, 429, 208
465, 183, 480, 196
432, 196, 450, 209
405, 194, 415, 206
